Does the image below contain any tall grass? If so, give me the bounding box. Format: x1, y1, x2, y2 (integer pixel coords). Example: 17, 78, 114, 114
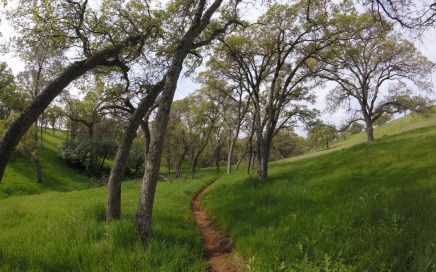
203, 126, 436, 271
1, 131, 92, 198
0, 170, 218, 271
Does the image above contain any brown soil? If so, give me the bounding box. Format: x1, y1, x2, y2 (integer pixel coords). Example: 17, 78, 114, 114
192, 182, 238, 272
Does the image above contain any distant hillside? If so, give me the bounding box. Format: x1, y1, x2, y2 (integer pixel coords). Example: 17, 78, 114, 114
280, 108, 436, 164
333, 108, 436, 148
0, 130, 92, 198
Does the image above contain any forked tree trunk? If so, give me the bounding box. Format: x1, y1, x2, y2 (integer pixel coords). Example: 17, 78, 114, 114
175, 146, 188, 178
107, 85, 162, 220
136, 55, 184, 239
135, 0, 229, 240
0, 39, 139, 183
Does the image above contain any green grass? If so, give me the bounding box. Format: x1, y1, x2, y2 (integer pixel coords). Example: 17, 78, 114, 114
1, 130, 92, 198
203, 126, 436, 271
0, 169, 218, 271
279, 108, 436, 164
333, 109, 436, 148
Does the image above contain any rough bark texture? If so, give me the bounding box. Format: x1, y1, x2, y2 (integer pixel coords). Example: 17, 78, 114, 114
136, 54, 185, 239
0, 38, 139, 183
107, 84, 162, 219
135, 0, 229, 240
365, 120, 375, 142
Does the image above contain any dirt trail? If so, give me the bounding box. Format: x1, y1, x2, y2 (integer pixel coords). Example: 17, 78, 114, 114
192, 182, 238, 272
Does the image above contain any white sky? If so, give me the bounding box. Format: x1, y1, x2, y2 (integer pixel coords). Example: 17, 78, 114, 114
1, 2, 435, 136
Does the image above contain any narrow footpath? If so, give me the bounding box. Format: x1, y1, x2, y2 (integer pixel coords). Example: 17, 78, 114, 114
192, 181, 238, 272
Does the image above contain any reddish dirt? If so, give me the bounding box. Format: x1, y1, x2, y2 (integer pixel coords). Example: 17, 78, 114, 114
192, 183, 238, 272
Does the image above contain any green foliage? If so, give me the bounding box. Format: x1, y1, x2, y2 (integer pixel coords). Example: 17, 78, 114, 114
0, 170, 219, 271
308, 123, 337, 149
270, 129, 306, 160
203, 125, 436, 271
0, 62, 22, 119
126, 141, 145, 176
349, 122, 364, 135
58, 139, 117, 174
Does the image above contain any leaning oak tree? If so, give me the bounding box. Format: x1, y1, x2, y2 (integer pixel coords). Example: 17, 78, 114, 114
317, 14, 434, 141
135, 0, 242, 239
0, 0, 159, 183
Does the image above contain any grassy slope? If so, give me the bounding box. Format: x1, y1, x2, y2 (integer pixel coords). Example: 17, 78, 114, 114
1, 130, 92, 198
280, 110, 436, 164
0, 170, 218, 271
203, 122, 436, 270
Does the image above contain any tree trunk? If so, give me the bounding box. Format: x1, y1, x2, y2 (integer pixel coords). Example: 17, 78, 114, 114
135, 0, 228, 240
136, 49, 187, 240
100, 153, 107, 171
365, 122, 375, 142
40, 122, 43, 144
226, 140, 235, 174
106, 85, 162, 220
247, 151, 253, 174
141, 120, 152, 166
235, 150, 247, 171
191, 157, 198, 175
136, 80, 179, 239
215, 142, 221, 171
31, 156, 43, 183
0, 39, 137, 183
257, 144, 269, 181
167, 149, 171, 174
175, 146, 188, 178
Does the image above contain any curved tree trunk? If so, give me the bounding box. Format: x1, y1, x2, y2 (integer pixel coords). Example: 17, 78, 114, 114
107, 84, 162, 220
136, 54, 184, 240
0, 38, 139, 183
135, 0, 231, 241
235, 150, 248, 171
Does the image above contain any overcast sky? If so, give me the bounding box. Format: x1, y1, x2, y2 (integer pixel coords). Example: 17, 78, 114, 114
1, 2, 435, 135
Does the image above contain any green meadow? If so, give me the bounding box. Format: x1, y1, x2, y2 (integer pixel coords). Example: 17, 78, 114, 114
0, 113, 435, 271
202, 123, 436, 271
0, 172, 218, 271
1, 131, 92, 198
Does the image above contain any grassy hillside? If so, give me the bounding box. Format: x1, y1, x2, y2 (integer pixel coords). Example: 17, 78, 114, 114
0, 170, 219, 271
1, 130, 92, 198
333, 109, 436, 148
203, 125, 436, 271
280, 109, 436, 164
